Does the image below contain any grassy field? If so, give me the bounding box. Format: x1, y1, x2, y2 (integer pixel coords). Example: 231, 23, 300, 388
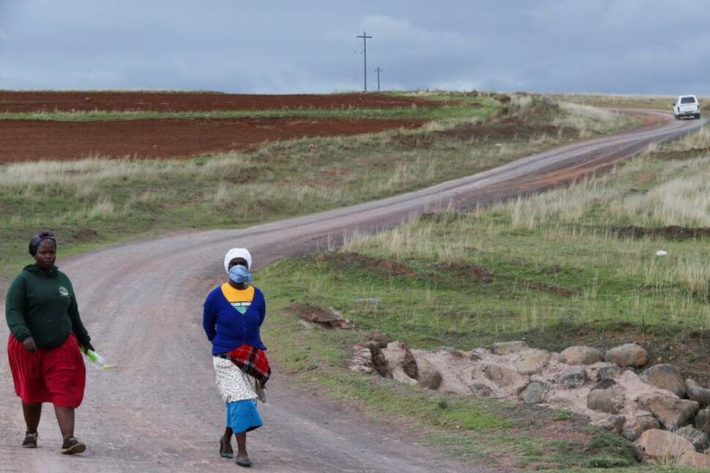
0, 92, 648, 469
549, 92, 710, 113
0, 93, 634, 280
256, 123, 710, 469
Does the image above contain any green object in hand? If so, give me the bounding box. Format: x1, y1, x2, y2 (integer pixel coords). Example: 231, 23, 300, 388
82, 348, 113, 371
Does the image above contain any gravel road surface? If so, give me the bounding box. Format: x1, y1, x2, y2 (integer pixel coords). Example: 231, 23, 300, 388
0, 110, 704, 472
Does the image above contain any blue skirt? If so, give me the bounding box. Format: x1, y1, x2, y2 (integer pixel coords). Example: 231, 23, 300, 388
226, 399, 263, 434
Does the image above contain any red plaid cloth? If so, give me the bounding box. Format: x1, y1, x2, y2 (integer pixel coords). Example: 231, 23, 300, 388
226, 344, 271, 387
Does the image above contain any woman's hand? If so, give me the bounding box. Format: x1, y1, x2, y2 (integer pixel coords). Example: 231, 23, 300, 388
82, 342, 95, 353
22, 337, 38, 353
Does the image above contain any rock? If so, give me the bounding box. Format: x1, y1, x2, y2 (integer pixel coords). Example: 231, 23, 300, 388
687, 379, 710, 408
514, 349, 550, 375
432, 346, 466, 358
696, 408, 710, 434
591, 415, 626, 434
382, 342, 418, 384
484, 364, 519, 387
558, 367, 588, 389
634, 429, 694, 462
364, 343, 390, 377
588, 386, 625, 414
676, 425, 708, 452
297, 305, 354, 329
559, 346, 604, 365
490, 341, 528, 355
520, 382, 546, 404
417, 368, 442, 390
349, 346, 375, 374
622, 414, 660, 441
637, 393, 699, 430
597, 364, 624, 381
593, 378, 616, 390
470, 382, 494, 398
678, 451, 710, 469
364, 332, 389, 349
642, 364, 686, 398
606, 343, 648, 368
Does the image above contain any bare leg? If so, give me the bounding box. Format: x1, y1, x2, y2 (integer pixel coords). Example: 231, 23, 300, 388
54, 406, 74, 439
220, 427, 234, 457
22, 402, 42, 433
235, 432, 248, 460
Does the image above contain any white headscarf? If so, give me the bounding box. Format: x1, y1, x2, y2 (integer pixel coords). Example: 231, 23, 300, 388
224, 248, 252, 274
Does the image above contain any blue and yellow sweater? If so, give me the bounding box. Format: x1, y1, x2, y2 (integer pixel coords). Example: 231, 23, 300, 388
202, 283, 267, 355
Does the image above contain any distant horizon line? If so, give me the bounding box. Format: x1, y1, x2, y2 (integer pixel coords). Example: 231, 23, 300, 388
0, 88, 692, 97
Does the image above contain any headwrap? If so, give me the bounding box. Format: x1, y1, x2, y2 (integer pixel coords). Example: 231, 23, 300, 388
224, 248, 252, 273
229, 265, 253, 284
29, 231, 57, 256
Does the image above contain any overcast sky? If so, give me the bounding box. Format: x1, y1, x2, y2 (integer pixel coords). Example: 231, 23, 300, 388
0, 0, 708, 95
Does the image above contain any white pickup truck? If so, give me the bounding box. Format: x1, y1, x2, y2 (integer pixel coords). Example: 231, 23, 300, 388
673, 95, 701, 120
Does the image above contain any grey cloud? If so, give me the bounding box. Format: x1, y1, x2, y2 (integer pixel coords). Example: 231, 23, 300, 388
1, 0, 709, 94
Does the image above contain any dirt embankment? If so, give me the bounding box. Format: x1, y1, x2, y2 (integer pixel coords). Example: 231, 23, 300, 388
0, 91, 441, 113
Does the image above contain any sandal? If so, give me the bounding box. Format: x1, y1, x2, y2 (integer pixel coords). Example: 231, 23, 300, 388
236, 457, 252, 467
219, 437, 234, 459
61, 436, 86, 455
22, 431, 38, 448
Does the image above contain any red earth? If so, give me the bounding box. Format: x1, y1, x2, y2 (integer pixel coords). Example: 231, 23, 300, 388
0, 92, 431, 162
0, 91, 439, 113
0, 117, 425, 162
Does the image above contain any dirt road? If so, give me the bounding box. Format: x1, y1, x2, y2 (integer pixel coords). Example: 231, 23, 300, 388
0, 110, 704, 472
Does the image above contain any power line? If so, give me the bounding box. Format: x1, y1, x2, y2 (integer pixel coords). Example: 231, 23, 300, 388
356, 31, 372, 92
375, 67, 383, 93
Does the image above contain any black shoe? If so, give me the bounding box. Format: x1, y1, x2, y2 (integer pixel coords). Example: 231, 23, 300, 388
61, 436, 86, 455
22, 431, 38, 448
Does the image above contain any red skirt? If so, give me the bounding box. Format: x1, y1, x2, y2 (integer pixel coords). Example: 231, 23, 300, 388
7, 333, 86, 408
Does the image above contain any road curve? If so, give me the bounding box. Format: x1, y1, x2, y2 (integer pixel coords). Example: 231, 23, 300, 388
0, 110, 705, 472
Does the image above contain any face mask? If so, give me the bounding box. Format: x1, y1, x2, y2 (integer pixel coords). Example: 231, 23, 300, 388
229, 265, 253, 284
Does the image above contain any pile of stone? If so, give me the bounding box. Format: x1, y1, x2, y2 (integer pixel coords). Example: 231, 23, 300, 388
350, 339, 710, 468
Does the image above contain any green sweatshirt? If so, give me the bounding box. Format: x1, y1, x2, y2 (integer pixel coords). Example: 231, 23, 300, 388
5, 264, 91, 349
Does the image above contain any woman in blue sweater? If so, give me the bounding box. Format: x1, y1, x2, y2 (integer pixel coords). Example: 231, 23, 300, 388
203, 248, 270, 468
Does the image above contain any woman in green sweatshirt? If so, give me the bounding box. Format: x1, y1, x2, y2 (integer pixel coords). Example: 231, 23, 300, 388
5, 232, 95, 455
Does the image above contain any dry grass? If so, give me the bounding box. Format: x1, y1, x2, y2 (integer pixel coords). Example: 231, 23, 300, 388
553, 102, 634, 134
0, 93, 641, 284
503, 150, 710, 229
665, 125, 710, 150
338, 124, 710, 330
342, 223, 469, 263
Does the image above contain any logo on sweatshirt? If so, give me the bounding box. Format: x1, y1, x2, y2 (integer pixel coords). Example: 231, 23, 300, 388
58, 286, 69, 297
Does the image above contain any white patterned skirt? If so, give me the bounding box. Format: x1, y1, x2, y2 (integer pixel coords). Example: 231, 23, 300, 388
213, 356, 258, 403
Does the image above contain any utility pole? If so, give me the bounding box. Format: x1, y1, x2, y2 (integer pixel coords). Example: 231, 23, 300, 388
375, 67, 383, 92
356, 31, 372, 92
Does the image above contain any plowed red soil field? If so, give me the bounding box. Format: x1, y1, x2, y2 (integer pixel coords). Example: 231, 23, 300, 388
0, 91, 438, 112
0, 92, 435, 162
0, 117, 424, 162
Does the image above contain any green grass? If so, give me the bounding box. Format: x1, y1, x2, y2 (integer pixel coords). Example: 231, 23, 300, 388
0, 91, 498, 122
254, 124, 710, 469
0, 105, 482, 122
0, 95, 636, 282
259, 263, 631, 469
0, 93, 647, 468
